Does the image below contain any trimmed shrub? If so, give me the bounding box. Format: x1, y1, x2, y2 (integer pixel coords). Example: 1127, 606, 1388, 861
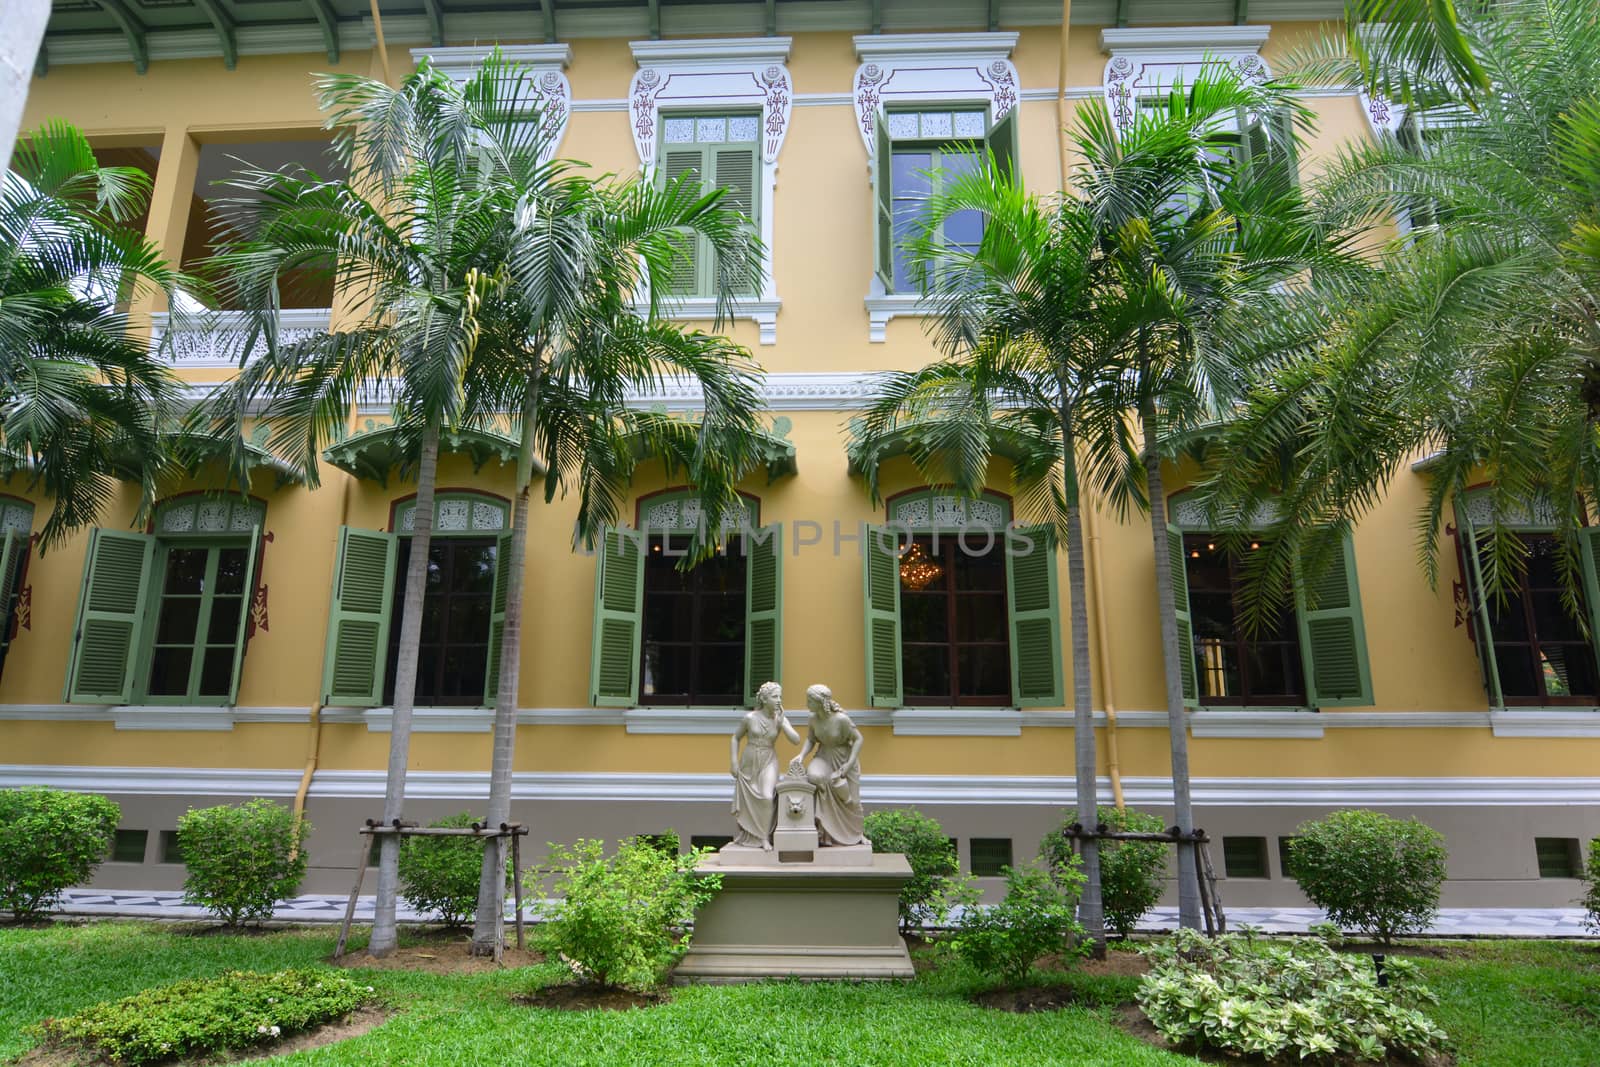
398, 812, 511, 928
1286, 809, 1447, 944
0, 786, 119, 920
1040, 805, 1167, 939
1137, 930, 1448, 1062
31, 968, 374, 1066
1582, 838, 1600, 934
534, 837, 722, 991
950, 859, 1089, 987
178, 799, 308, 927
864, 808, 959, 931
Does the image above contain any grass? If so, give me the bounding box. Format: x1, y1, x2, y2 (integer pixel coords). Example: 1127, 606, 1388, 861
0, 923, 1596, 1066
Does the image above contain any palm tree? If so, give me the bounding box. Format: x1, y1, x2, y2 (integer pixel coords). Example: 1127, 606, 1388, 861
1075, 70, 1344, 929
195, 60, 549, 957
850, 166, 1142, 947
1, 120, 190, 545
1202, 1, 1599, 636
458, 160, 768, 955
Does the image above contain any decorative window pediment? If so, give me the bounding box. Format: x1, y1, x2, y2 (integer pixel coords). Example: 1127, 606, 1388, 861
395, 492, 509, 535
411, 44, 574, 164
629, 38, 793, 345
155, 495, 265, 535
852, 32, 1019, 156
1100, 26, 1272, 136
888, 490, 1010, 531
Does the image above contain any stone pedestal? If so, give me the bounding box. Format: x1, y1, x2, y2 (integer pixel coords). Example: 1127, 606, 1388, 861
675, 851, 914, 982
773, 777, 819, 858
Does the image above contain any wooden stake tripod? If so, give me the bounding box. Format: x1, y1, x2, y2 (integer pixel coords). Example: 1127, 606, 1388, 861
1061, 823, 1227, 936
334, 818, 530, 962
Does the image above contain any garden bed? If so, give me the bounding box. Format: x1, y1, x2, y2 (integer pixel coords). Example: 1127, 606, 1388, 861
1114, 1004, 1456, 1067
512, 986, 669, 1012
19, 1008, 391, 1067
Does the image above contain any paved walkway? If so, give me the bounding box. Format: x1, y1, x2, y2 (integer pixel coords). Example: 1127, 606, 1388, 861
54, 890, 1594, 937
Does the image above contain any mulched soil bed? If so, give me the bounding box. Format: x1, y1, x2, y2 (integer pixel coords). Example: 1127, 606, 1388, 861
333, 933, 544, 974
1115, 1005, 1455, 1067
19, 1007, 392, 1067
1334, 942, 1464, 960
513, 985, 669, 1012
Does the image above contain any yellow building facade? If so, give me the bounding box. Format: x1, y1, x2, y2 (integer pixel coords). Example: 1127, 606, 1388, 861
10, 0, 1597, 905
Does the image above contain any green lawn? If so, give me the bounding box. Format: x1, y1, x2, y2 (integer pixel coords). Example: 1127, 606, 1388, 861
0, 923, 1595, 1066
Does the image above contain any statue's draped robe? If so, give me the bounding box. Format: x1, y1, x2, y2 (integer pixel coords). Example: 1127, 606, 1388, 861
732, 711, 781, 847
809, 711, 865, 846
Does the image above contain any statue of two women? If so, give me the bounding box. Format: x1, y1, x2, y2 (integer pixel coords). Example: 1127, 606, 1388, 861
729, 681, 865, 849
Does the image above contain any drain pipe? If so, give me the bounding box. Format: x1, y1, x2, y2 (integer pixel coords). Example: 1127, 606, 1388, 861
292, 472, 355, 843
368, 0, 393, 84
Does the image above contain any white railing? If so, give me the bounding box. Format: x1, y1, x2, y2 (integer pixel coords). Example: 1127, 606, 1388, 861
150, 308, 332, 368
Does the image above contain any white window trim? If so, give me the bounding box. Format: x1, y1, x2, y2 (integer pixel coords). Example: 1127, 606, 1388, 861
410, 44, 574, 165
627, 37, 794, 345
1101, 26, 1273, 137
854, 32, 1019, 342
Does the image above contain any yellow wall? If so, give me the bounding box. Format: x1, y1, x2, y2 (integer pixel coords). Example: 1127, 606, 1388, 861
11, 19, 1597, 784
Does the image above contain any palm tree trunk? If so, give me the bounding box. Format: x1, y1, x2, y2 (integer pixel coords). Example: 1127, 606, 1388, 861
1141, 405, 1201, 931
470, 479, 530, 955
369, 419, 441, 958
1060, 417, 1104, 951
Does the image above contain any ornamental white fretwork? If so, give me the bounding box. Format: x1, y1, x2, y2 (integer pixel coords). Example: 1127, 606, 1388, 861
151, 308, 331, 369
1099, 26, 1273, 136
411, 45, 574, 164
851, 33, 1020, 156
627, 39, 793, 168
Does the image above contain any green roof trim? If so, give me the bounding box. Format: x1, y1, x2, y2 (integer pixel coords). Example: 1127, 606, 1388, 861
623, 423, 797, 484
322, 423, 543, 487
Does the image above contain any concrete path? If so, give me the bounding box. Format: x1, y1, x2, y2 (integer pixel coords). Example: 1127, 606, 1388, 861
53, 890, 1595, 937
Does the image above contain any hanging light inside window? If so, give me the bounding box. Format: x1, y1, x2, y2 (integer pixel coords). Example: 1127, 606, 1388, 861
899, 541, 943, 590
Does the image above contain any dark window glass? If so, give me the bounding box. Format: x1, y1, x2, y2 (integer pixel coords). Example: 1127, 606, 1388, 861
147, 542, 250, 701
900, 535, 1012, 707
384, 537, 497, 707
970, 837, 1013, 877
1277, 836, 1297, 879
110, 829, 148, 863
1535, 837, 1582, 879
0, 539, 28, 682
639, 534, 747, 706
1223, 836, 1269, 879
1183, 536, 1306, 706
1478, 535, 1599, 704
159, 830, 184, 865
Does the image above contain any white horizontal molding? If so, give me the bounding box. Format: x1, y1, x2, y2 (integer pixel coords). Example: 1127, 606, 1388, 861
1099, 26, 1274, 53
1491, 710, 1600, 737
0, 705, 311, 730
864, 293, 937, 342
6, 765, 1599, 808
623, 707, 893, 734
1189, 710, 1324, 738
341, 707, 628, 731
854, 31, 1020, 62
640, 297, 782, 346
891, 708, 1023, 736
631, 38, 793, 65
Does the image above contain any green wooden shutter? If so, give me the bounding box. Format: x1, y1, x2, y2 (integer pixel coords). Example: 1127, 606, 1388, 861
66, 528, 156, 704
484, 530, 514, 706
1167, 524, 1199, 708
1294, 528, 1374, 707
227, 523, 264, 706
873, 109, 894, 291
590, 526, 644, 708
986, 106, 1019, 179
863, 525, 903, 707
320, 526, 397, 707
1452, 496, 1503, 707
713, 143, 759, 296
1006, 525, 1063, 707
0, 530, 22, 665
1576, 526, 1600, 688
660, 147, 705, 296
744, 523, 782, 704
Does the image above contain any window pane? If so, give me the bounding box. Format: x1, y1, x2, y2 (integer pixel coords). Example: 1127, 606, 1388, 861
439, 647, 487, 702
891, 152, 932, 197
955, 594, 1006, 642
970, 837, 1012, 876
903, 644, 952, 699
942, 151, 981, 178
1532, 592, 1584, 642
206, 597, 242, 644
943, 209, 983, 252
920, 112, 952, 138
952, 543, 1005, 590
214, 548, 248, 595
1494, 644, 1540, 699
887, 112, 919, 139
696, 116, 726, 143
954, 111, 985, 138
164, 548, 207, 594
451, 545, 496, 593
156, 598, 200, 644
1487, 597, 1529, 641
197, 647, 234, 697
697, 594, 746, 641
1536, 837, 1581, 879
642, 643, 692, 698
728, 115, 760, 143
646, 543, 694, 590
901, 594, 949, 643
148, 647, 193, 696
1223, 836, 1269, 879
1525, 538, 1563, 587
1540, 644, 1595, 699
644, 592, 693, 638
695, 646, 743, 703
1245, 643, 1303, 701
958, 645, 1010, 699
664, 117, 695, 143
111, 828, 148, 863
1197, 636, 1240, 700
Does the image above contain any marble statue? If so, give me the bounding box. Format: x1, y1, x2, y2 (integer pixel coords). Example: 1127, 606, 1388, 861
729, 681, 802, 849
789, 684, 866, 846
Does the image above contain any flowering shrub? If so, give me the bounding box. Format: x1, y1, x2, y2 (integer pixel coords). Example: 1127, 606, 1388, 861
1137, 930, 1447, 1063
534, 837, 722, 991
0, 787, 120, 920
30, 968, 374, 1065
